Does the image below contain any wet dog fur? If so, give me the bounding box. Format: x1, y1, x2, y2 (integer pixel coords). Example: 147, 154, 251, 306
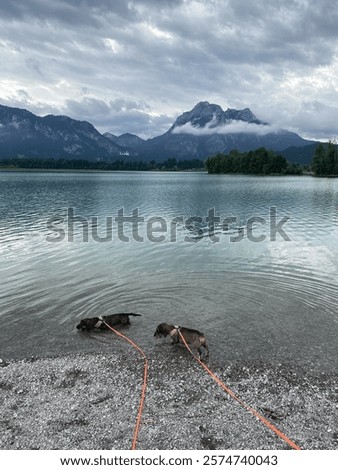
76, 313, 141, 331
154, 322, 209, 359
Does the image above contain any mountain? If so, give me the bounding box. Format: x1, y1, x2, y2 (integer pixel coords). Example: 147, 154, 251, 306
0, 102, 317, 164
280, 143, 319, 165
0, 104, 130, 161
170, 101, 262, 130
137, 101, 315, 162
104, 132, 145, 149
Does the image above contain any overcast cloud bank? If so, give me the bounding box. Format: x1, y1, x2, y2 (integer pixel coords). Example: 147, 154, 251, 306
0, 0, 338, 140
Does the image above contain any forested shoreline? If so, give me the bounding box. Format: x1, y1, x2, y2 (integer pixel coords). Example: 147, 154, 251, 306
205, 148, 303, 175
2, 143, 337, 176
0, 157, 205, 171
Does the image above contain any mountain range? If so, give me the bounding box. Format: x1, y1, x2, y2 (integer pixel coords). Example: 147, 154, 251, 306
0, 102, 317, 164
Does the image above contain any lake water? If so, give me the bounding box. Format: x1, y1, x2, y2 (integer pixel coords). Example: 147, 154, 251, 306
0, 171, 337, 373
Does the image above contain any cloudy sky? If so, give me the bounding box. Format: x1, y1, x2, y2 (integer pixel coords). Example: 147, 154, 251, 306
0, 0, 337, 140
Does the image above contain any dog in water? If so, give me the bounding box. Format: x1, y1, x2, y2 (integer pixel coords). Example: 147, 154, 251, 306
154, 322, 209, 359
76, 313, 141, 331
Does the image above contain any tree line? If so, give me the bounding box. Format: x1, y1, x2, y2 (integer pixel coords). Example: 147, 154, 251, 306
7, 145, 331, 175
0, 157, 205, 171
311, 142, 338, 175
205, 148, 303, 175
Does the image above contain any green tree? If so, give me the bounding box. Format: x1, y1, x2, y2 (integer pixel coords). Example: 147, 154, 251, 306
312, 142, 338, 175
312, 144, 326, 174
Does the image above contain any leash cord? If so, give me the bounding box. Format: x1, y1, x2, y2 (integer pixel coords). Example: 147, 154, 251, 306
178, 329, 301, 450
103, 321, 148, 450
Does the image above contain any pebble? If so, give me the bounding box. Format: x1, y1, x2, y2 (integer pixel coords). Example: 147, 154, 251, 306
0, 351, 336, 450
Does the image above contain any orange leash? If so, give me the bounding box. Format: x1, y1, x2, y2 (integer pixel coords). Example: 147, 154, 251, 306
103, 321, 148, 450
178, 330, 301, 450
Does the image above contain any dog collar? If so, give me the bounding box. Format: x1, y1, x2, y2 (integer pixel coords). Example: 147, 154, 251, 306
94, 316, 104, 328
169, 326, 179, 337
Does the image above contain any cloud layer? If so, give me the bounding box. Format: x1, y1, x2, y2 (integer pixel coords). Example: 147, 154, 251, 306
172, 116, 279, 136
0, 0, 338, 139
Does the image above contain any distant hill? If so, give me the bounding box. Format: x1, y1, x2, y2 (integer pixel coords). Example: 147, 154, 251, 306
280, 143, 319, 165
104, 132, 145, 149
0, 104, 130, 161
0, 102, 318, 164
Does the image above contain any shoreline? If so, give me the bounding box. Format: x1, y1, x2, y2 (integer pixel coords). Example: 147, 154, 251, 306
0, 167, 207, 174
0, 167, 317, 176
0, 348, 336, 450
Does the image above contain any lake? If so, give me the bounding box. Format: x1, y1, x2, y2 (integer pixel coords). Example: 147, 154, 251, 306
0, 171, 337, 372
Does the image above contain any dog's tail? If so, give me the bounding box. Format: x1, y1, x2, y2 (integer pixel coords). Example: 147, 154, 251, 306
126, 313, 142, 317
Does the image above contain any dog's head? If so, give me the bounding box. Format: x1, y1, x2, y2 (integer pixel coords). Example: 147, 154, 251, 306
76, 317, 100, 331
154, 323, 173, 338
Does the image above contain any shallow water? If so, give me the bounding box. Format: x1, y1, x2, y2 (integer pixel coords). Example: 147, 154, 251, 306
0, 171, 337, 371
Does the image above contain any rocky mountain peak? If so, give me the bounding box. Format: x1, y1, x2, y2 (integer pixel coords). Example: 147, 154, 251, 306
224, 107, 260, 123
172, 101, 224, 130
171, 102, 262, 132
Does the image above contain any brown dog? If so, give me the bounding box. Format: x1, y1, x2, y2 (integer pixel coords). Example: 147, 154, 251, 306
154, 322, 209, 359
76, 313, 141, 331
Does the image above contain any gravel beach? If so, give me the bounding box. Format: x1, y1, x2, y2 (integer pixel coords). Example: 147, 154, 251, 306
0, 339, 336, 450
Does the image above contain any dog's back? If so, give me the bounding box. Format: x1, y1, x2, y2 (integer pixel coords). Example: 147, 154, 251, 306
178, 326, 208, 349
154, 322, 209, 359
77, 313, 141, 331
104, 313, 141, 326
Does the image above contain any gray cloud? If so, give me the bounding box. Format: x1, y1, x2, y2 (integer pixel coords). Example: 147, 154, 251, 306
0, 0, 133, 25
0, 0, 337, 139
64, 97, 173, 137
291, 102, 338, 141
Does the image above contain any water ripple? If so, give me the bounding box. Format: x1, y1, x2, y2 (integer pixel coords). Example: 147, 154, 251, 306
1, 172, 338, 371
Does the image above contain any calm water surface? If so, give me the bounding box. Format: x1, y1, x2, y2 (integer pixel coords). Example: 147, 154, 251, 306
0, 171, 337, 372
